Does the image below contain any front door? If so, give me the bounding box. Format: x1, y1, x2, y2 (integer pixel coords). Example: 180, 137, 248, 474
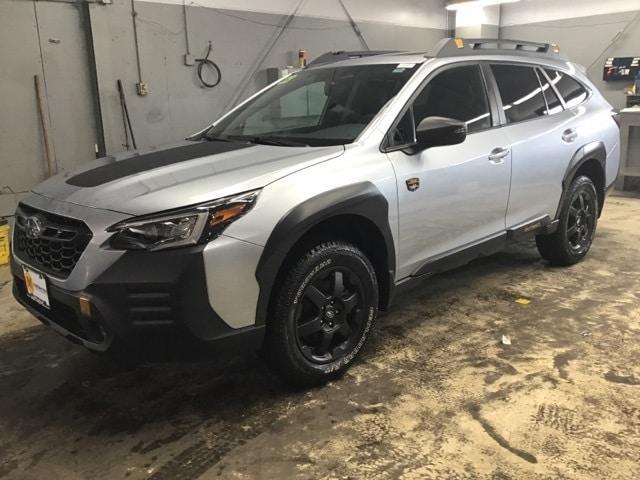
386, 64, 512, 279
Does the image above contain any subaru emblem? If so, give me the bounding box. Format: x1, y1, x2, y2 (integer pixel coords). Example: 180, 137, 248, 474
24, 215, 45, 240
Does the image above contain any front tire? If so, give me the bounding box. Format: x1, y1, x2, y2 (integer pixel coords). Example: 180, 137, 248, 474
536, 175, 598, 266
266, 241, 378, 386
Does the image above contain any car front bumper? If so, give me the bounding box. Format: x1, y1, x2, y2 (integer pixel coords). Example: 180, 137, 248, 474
11, 245, 265, 358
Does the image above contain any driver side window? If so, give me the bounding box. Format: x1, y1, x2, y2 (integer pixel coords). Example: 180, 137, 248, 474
414, 64, 491, 133
389, 64, 491, 148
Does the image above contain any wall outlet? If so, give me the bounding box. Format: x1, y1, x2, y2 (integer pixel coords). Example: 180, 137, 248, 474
136, 81, 149, 96
184, 54, 196, 66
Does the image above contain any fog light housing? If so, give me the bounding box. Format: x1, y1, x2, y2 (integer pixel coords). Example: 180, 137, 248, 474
79, 296, 92, 318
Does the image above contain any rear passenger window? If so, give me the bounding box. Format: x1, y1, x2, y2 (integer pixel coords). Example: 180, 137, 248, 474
544, 69, 588, 108
536, 69, 563, 115
491, 65, 549, 123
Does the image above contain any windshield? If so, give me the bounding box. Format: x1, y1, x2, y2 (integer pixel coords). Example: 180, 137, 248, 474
205, 63, 421, 146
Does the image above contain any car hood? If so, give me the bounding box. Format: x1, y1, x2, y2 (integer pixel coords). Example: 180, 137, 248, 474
33, 140, 344, 215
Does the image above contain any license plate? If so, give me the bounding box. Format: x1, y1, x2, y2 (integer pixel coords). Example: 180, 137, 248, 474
22, 266, 50, 309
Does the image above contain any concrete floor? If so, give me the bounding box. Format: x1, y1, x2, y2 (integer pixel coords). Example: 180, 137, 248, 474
1, 196, 640, 480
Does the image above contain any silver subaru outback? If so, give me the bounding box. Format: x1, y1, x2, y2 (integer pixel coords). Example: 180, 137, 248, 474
11, 38, 620, 385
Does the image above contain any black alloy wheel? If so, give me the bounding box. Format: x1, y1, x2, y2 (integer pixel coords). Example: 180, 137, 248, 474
566, 188, 596, 255
294, 267, 366, 364
266, 241, 378, 386
536, 175, 599, 266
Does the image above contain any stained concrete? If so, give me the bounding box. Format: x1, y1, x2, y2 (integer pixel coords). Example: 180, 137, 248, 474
1, 196, 639, 479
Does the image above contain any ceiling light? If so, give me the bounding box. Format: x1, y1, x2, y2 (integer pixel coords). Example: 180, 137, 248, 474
445, 0, 520, 11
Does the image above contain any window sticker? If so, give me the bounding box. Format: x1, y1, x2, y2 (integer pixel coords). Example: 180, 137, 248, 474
393, 63, 417, 73
279, 74, 297, 84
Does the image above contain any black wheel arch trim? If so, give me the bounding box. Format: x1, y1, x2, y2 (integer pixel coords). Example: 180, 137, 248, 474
556, 141, 607, 219
254, 182, 396, 326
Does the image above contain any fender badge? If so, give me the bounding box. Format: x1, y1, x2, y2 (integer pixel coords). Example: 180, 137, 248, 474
406, 177, 420, 192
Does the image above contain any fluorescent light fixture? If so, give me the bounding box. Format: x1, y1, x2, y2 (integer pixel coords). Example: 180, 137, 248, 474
446, 0, 520, 11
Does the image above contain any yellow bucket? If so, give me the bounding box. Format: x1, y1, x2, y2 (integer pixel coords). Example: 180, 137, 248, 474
0, 220, 9, 265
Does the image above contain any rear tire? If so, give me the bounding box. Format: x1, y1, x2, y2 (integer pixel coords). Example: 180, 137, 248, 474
265, 241, 378, 387
536, 175, 598, 266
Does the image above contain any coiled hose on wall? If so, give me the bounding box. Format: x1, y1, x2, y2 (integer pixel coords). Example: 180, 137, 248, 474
196, 42, 222, 88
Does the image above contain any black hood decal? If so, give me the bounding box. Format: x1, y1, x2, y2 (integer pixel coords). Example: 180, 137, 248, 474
66, 141, 255, 188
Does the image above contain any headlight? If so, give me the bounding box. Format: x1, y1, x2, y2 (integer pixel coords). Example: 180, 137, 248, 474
107, 190, 259, 251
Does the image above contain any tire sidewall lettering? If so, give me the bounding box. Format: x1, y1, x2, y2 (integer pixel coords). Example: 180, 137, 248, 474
287, 248, 377, 376
293, 258, 333, 306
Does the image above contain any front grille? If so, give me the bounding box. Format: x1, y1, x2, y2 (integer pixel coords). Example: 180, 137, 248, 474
14, 204, 93, 279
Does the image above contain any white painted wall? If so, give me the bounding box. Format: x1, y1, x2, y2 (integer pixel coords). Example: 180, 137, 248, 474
456, 4, 499, 28
139, 0, 449, 29
501, 0, 640, 26
454, 4, 499, 39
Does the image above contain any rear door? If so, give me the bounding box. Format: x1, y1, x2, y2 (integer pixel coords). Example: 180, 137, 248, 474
386, 63, 512, 278
488, 63, 579, 227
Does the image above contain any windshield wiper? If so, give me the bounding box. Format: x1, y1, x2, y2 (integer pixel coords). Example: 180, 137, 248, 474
252, 137, 309, 147
228, 135, 309, 147
202, 132, 234, 142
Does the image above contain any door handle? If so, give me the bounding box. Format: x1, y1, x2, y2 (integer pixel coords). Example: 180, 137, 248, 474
562, 128, 578, 143
488, 147, 510, 164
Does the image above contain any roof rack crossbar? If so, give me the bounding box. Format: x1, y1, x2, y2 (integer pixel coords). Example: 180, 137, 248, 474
431, 38, 564, 60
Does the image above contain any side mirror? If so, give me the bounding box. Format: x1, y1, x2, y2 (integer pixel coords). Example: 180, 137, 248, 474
414, 116, 467, 152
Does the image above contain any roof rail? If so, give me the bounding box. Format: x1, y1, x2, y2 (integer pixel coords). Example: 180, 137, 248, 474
430, 38, 566, 60
307, 50, 399, 67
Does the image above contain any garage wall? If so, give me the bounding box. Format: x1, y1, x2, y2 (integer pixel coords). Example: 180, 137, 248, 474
500, 1, 640, 109
0, 1, 51, 218
454, 4, 500, 39
144, 0, 448, 29
90, 0, 449, 155
0, 0, 449, 218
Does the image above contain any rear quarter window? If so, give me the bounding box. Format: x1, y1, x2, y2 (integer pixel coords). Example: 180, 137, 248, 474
537, 69, 563, 115
544, 69, 589, 108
